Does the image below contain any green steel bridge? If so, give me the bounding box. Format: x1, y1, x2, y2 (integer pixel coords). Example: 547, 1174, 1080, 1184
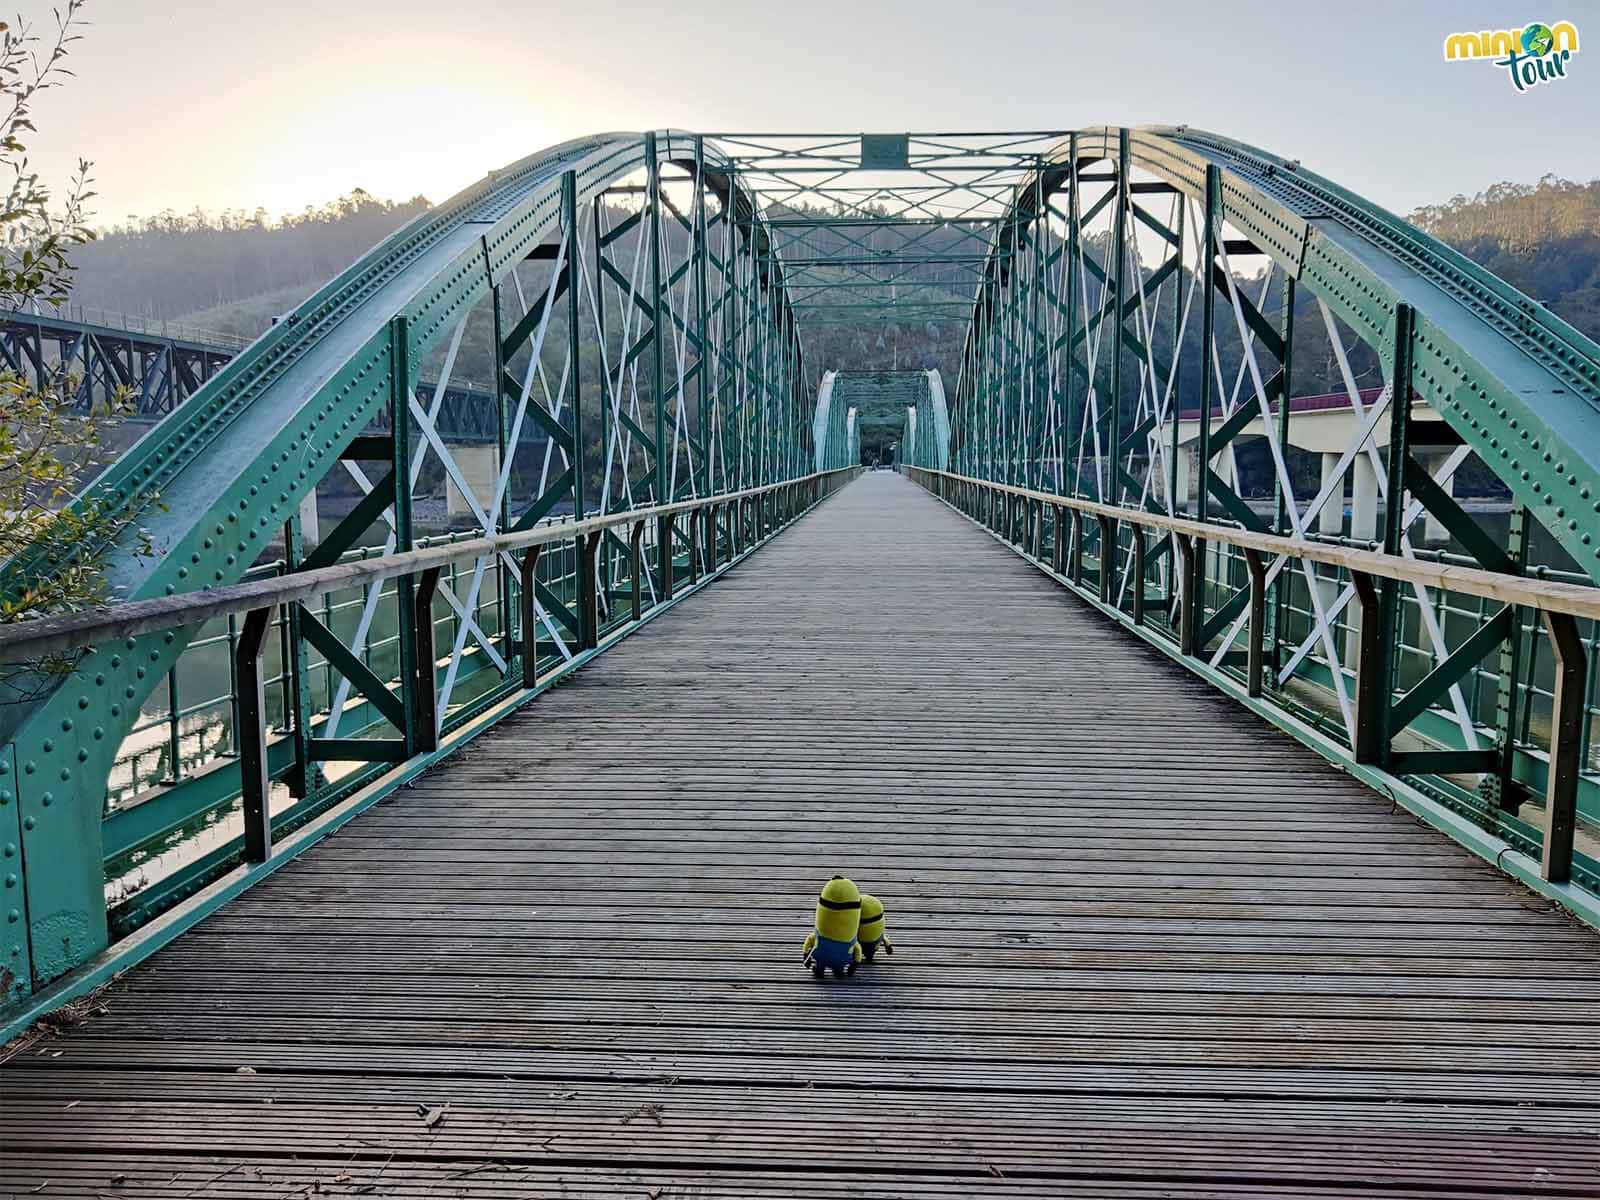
1, 129, 1599, 1195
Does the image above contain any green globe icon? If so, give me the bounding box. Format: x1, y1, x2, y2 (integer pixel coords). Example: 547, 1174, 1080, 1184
1522, 23, 1554, 55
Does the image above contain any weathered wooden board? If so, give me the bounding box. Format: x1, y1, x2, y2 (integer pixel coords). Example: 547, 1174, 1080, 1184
3, 472, 1597, 1198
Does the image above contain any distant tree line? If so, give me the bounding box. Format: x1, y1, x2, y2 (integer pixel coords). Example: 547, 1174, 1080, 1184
64, 189, 432, 325
50, 173, 1599, 497
1409, 175, 1600, 343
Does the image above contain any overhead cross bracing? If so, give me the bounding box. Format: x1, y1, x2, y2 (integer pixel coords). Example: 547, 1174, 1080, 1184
702, 133, 1066, 372
823, 369, 941, 464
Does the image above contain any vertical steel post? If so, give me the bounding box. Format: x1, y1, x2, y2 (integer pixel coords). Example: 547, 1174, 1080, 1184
1192, 165, 1220, 650
1175, 534, 1198, 656
1052, 504, 1066, 575
693, 137, 712, 507
1097, 515, 1114, 604
1027, 174, 1044, 491
236, 606, 275, 864
564, 170, 585, 525
1351, 570, 1384, 762
630, 520, 646, 621
1540, 611, 1585, 883
1167, 197, 1186, 513
413, 567, 441, 753
592, 191, 609, 495
1368, 303, 1415, 763
578, 532, 601, 650
688, 507, 701, 584
1131, 525, 1147, 626
225, 612, 241, 756
519, 546, 541, 686
1063, 137, 1082, 496
1069, 510, 1085, 588
1490, 505, 1532, 812
1244, 548, 1267, 698
491, 260, 513, 667
389, 317, 419, 755
645, 132, 666, 507
281, 515, 313, 797
1269, 276, 1296, 678
164, 667, 181, 784
1109, 129, 1129, 510
659, 514, 675, 601
562, 172, 592, 651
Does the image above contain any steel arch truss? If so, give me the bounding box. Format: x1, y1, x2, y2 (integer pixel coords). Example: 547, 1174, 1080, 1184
0, 132, 815, 999
922, 126, 1600, 891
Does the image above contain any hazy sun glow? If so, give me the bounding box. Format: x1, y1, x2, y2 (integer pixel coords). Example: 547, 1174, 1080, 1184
20, 0, 1599, 225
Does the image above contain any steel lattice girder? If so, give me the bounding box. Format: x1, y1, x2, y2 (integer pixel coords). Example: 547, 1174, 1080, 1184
939, 124, 1600, 889
5, 123, 1599, 1001
0, 132, 809, 996
0, 312, 235, 417
954, 125, 1600, 583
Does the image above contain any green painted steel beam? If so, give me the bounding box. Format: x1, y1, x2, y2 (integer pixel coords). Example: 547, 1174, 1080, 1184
0, 131, 811, 1000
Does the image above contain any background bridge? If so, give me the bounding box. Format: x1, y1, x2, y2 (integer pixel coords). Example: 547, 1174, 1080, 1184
2, 126, 1599, 1194
0, 307, 512, 443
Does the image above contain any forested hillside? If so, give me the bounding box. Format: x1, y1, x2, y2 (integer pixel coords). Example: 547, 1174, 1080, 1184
51, 172, 1600, 481
1409, 175, 1600, 342
65, 190, 430, 334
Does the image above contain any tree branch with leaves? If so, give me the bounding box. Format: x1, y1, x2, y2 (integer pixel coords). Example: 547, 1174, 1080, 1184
0, 0, 152, 706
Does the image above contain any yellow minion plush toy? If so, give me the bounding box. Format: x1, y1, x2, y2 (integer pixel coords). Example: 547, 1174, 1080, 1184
857, 893, 894, 961
802, 875, 864, 979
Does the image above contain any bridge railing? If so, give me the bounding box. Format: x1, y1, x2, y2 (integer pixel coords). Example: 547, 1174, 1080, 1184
905, 466, 1599, 913
22, 302, 255, 350
0, 467, 858, 1023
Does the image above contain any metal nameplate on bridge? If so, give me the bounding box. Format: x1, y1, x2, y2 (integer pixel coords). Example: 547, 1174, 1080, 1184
859, 133, 910, 170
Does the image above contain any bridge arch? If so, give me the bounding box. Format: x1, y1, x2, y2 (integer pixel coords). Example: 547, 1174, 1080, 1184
943, 125, 1600, 582
908, 125, 1600, 916
3, 123, 1597, 1013
2, 131, 813, 991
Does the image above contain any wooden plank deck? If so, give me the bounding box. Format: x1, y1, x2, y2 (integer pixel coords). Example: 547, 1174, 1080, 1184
4, 471, 1599, 1197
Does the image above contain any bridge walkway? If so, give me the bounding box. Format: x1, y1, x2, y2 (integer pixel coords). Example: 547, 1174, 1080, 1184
3, 471, 1599, 1197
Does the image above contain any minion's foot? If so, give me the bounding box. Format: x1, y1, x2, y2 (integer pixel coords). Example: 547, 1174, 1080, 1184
833, 966, 849, 979
811, 964, 826, 980
845, 960, 859, 977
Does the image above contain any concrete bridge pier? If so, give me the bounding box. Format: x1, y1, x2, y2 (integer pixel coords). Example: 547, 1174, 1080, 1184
446, 444, 502, 518
1318, 452, 1344, 535
1342, 455, 1382, 669
1176, 447, 1195, 512
296, 490, 320, 551
1420, 450, 1455, 544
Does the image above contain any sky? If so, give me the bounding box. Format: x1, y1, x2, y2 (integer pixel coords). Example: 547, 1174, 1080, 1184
20, 0, 1599, 226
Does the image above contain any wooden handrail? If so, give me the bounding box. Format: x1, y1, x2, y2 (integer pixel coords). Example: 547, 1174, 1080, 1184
907, 464, 1592, 886
905, 468, 1600, 619
0, 470, 857, 663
